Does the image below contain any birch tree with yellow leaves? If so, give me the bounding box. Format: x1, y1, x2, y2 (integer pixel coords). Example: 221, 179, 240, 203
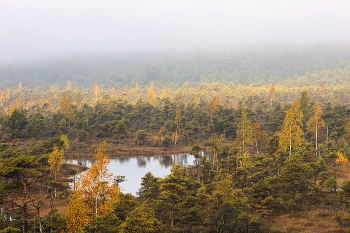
48, 146, 64, 198
65, 142, 120, 232
269, 83, 276, 107
236, 109, 253, 149
18, 81, 23, 92
65, 188, 89, 233
5, 87, 10, 100
279, 101, 304, 157
48, 147, 64, 182
208, 94, 220, 122
94, 82, 99, 102
335, 151, 348, 177
66, 80, 72, 90
0, 90, 3, 107
174, 107, 182, 145
307, 103, 324, 156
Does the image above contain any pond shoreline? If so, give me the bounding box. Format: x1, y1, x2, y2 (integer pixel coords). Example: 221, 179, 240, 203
64, 145, 197, 159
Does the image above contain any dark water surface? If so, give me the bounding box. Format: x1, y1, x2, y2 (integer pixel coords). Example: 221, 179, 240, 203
65, 153, 198, 196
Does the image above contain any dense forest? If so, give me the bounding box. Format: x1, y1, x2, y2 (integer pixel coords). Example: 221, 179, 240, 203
1, 42, 350, 90
2, 42, 350, 232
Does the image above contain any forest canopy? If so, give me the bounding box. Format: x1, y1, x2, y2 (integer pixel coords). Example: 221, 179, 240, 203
1, 41, 350, 90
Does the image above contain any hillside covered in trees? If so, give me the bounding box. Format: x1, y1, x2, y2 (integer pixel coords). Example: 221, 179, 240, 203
2, 42, 350, 232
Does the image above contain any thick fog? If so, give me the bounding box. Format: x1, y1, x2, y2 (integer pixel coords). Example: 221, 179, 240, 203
1, 0, 350, 64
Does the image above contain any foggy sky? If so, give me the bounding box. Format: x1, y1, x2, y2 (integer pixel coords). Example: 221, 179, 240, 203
1, 0, 350, 64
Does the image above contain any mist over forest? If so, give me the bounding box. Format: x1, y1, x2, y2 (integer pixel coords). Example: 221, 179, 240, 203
1, 41, 350, 90
3, 1, 350, 232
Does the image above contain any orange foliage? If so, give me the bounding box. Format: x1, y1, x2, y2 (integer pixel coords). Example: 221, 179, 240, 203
94, 82, 99, 101
65, 188, 89, 233
66, 80, 72, 90
65, 142, 120, 232
18, 82, 22, 92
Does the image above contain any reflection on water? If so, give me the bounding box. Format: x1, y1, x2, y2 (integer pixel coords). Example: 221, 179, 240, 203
65, 153, 202, 195
137, 157, 146, 167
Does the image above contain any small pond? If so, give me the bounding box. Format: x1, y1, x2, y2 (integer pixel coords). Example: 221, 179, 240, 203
65, 153, 203, 196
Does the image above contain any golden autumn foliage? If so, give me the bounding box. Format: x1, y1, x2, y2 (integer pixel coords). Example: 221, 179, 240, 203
60, 94, 72, 115
66, 80, 72, 90
0, 90, 3, 107
219, 83, 226, 93
175, 91, 183, 106
18, 82, 22, 92
65, 142, 120, 232
74, 93, 82, 109
159, 89, 167, 99
65, 188, 89, 233
279, 101, 304, 156
335, 151, 348, 167
61, 135, 70, 150
147, 81, 158, 105
50, 85, 56, 93
252, 121, 268, 155
5, 87, 10, 100
94, 82, 99, 101
193, 95, 199, 105
269, 83, 276, 107
307, 103, 324, 153
208, 94, 220, 121
48, 146, 64, 181
237, 109, 253, 148
81, 141, 120, 218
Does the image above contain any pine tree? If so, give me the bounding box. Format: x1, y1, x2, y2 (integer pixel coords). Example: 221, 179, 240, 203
0, 155, 46, 233
120, 201, 166, 232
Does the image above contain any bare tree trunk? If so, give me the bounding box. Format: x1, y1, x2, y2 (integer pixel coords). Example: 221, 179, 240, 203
23, 205, 27, 233
175, 128, 177, 145
316, 121, 318, 157
54, 170, 57, 199
289, 125, 292, 157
